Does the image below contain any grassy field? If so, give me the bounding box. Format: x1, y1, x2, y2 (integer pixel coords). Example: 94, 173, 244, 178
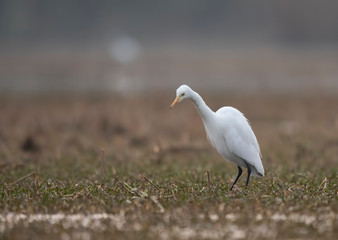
0, 93, 337, 240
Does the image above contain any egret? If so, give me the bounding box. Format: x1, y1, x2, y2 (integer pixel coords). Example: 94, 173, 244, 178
169, 85, 264, 190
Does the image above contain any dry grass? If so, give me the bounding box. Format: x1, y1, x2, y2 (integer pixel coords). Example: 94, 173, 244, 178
0, 93, 337, 240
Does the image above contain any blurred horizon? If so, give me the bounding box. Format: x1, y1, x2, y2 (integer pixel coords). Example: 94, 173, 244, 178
1, 0, 338, 94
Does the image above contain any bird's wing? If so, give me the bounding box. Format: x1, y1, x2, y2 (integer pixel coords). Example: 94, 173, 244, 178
217, 107, 264, 176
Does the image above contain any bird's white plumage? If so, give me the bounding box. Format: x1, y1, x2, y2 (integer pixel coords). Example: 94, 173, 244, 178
210, 107, 264, 176
170, 84, 264, 180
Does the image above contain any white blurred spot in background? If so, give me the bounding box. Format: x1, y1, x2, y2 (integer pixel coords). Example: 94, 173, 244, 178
108, 36, 141, 64
105, 35, 145, 95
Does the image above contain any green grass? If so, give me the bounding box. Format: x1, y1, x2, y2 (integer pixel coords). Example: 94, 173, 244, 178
1, 154, 336, 240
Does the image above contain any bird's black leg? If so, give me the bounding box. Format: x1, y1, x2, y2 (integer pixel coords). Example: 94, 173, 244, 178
245, 162, 252, 188
230, 166, 242, 191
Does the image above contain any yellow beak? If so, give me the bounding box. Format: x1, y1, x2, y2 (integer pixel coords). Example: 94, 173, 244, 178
169, 96, 181, 109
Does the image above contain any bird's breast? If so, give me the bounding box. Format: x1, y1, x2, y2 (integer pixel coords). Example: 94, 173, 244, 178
204, 123, 231, 159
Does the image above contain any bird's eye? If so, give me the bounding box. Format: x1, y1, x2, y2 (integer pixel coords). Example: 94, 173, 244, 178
181, 93, 185, 97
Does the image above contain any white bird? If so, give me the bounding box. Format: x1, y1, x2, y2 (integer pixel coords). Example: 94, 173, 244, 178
169, 85, 264, 190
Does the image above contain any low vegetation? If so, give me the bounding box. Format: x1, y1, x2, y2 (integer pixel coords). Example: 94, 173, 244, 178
0, 94, 337, 240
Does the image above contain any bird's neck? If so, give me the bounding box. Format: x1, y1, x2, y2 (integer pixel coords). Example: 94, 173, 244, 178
191, 91, 215, 123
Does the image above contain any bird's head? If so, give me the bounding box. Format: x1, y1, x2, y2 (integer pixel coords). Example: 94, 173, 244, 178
169, 84, 193, 109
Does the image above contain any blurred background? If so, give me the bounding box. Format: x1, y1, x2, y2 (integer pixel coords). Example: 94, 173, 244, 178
1, 0, 338, 95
